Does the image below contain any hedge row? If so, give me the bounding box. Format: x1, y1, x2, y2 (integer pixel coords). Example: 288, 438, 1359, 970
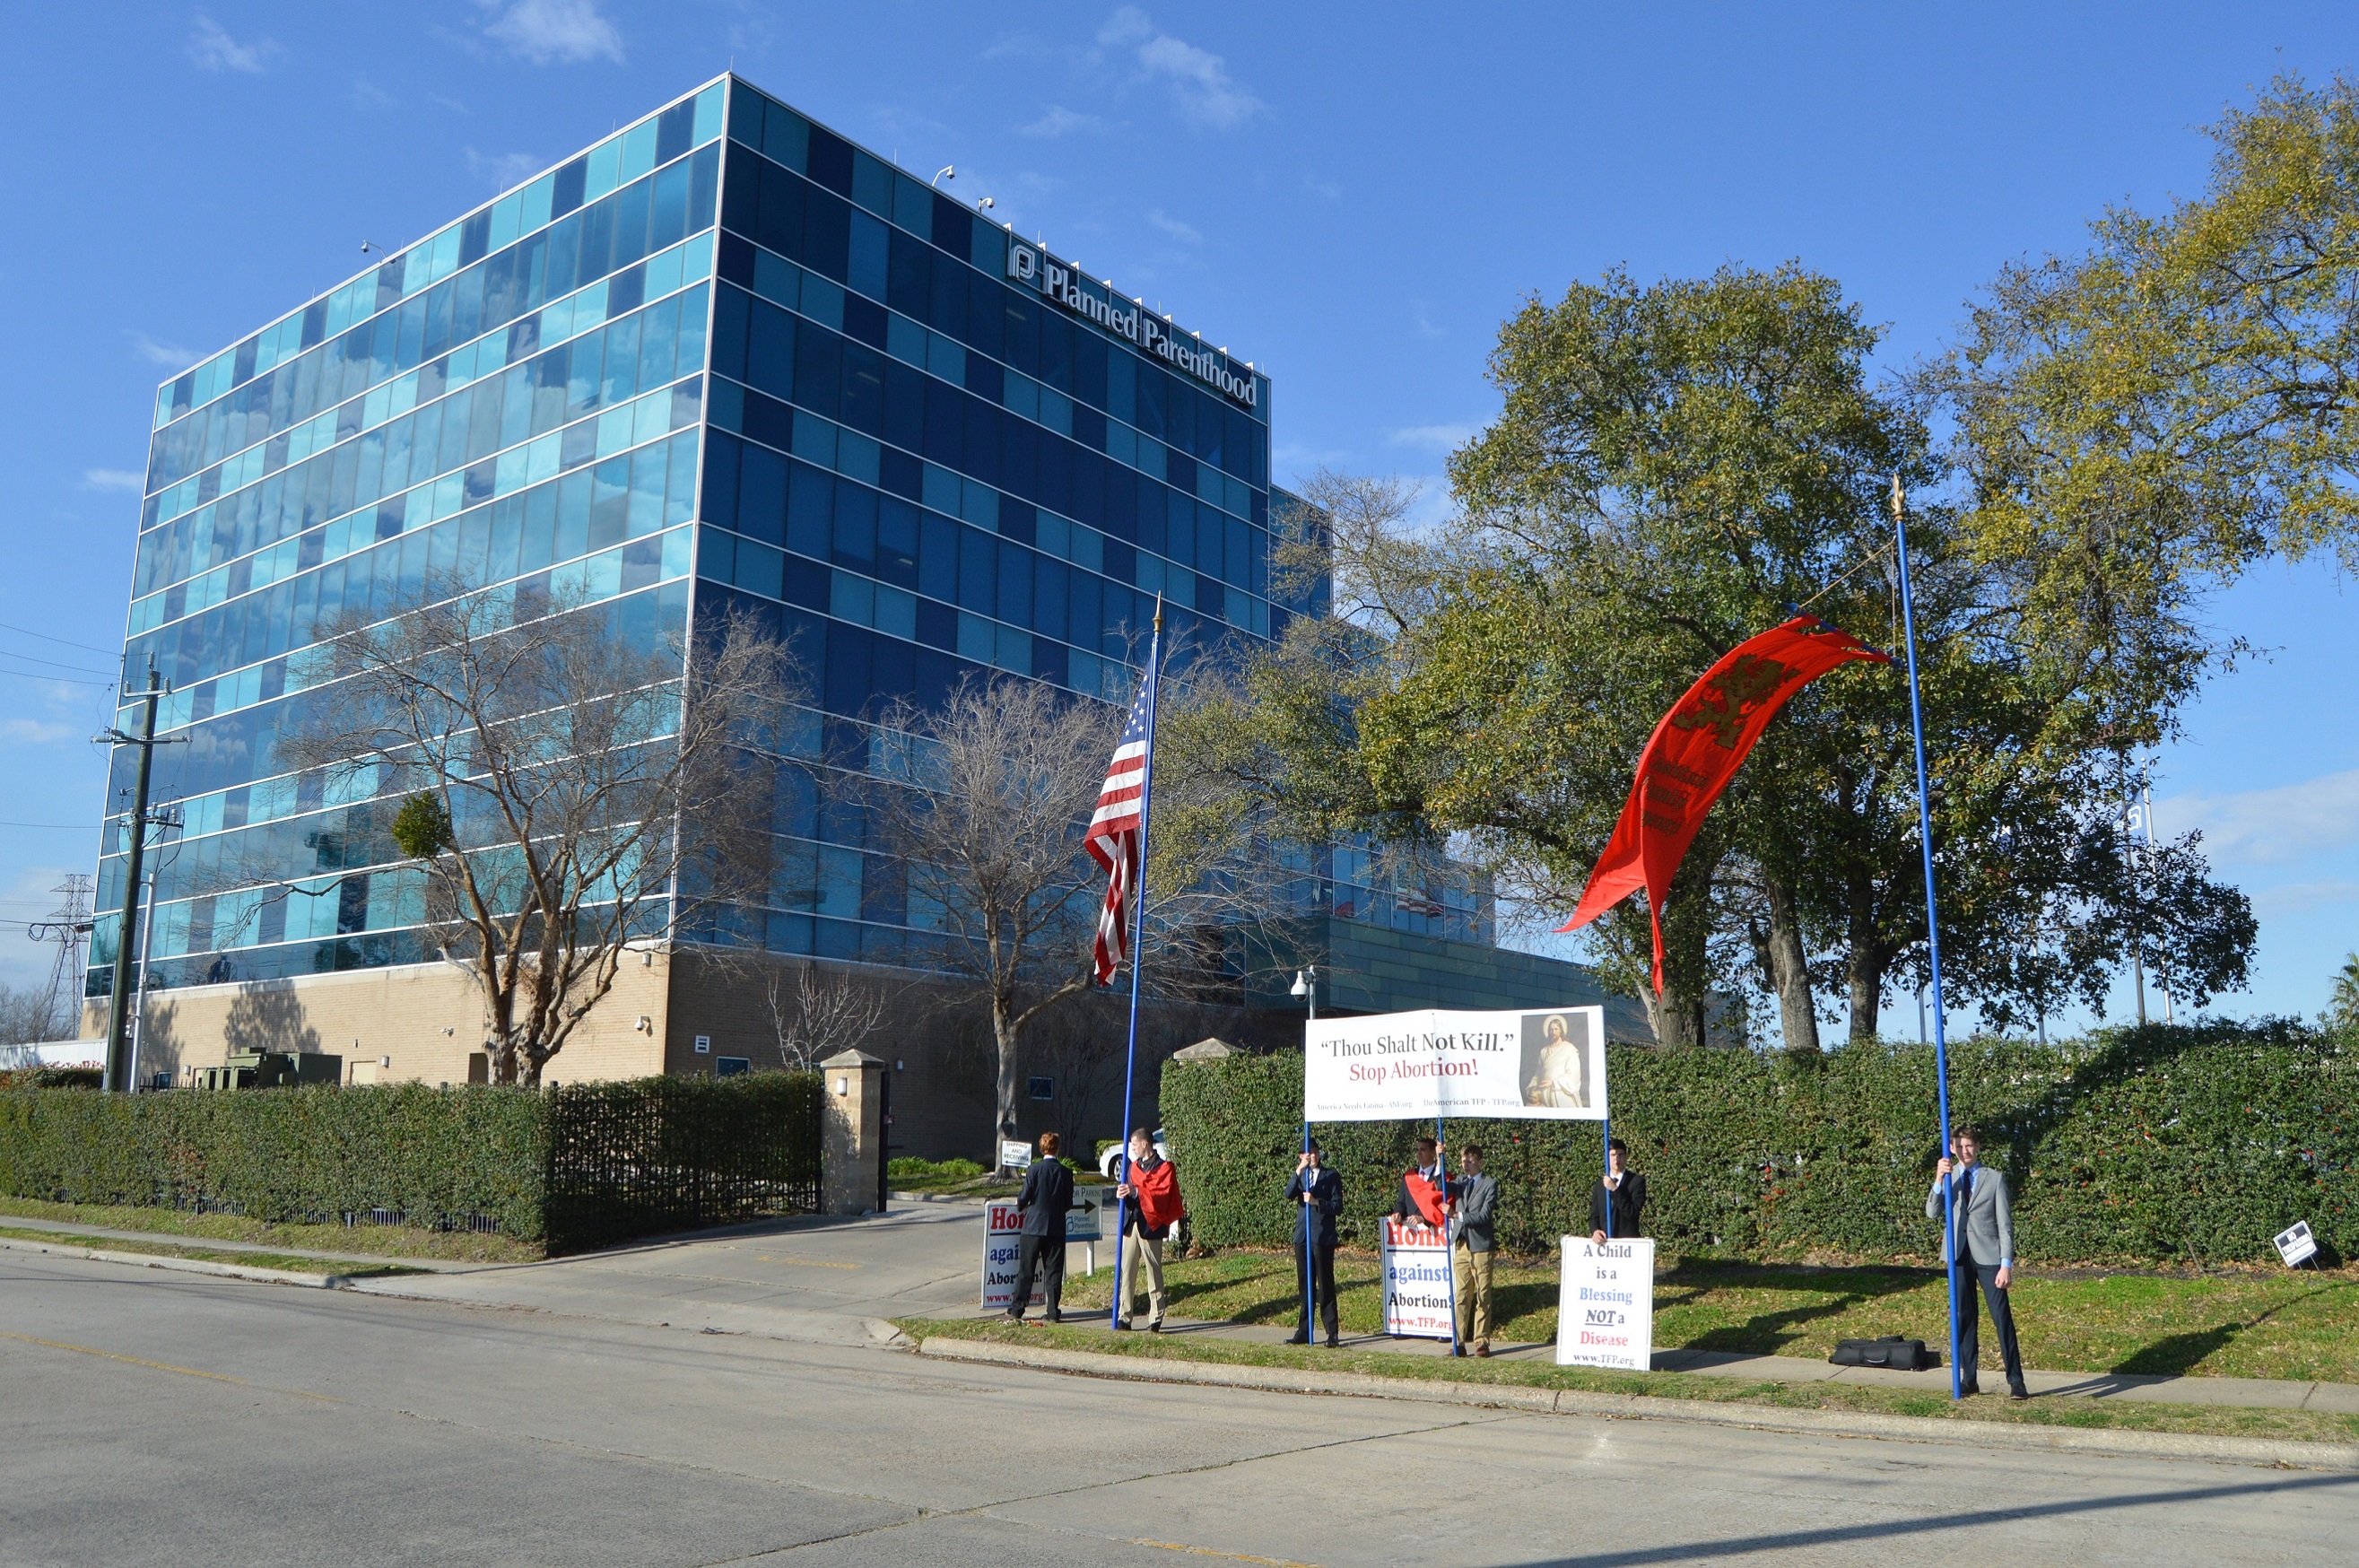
1159, 1023, 2359, 1266
0, 1073, 824, 1251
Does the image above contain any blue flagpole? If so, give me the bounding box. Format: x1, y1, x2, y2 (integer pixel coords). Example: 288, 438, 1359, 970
1439, 1113, 1461, 1355
1109, 601, 1164, 1330
1601, 1119, 1613, 1240
1893, 477, 1963, 1401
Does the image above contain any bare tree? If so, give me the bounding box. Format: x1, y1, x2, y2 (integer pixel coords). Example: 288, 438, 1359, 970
0, 981, 69, 1051
280, 581, 797, 1085
863, 675, 1120, 1171
762, 963, 887, 1070
862, 665, 1303, 1171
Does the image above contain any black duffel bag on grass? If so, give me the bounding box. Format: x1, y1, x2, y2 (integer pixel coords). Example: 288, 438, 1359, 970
1829, 1336, 1937, 1370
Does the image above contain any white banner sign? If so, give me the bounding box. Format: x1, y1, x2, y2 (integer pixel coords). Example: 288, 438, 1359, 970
1378, 1217, 1456, 1340
1556, 1236, 1654, 1372
1304, 1006, 1608, 1121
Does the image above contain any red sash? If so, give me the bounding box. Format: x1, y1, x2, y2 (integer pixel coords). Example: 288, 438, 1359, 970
1405, 1171, 1447, 1227
1133, 1160, 1185, 1231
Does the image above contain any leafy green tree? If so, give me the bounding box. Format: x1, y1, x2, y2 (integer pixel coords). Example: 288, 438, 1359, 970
1930, 74, 2359, 730
1210, 266, 2254, 1045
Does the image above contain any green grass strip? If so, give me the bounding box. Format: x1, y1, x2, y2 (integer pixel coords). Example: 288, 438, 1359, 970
901, 1315, 2359, 1446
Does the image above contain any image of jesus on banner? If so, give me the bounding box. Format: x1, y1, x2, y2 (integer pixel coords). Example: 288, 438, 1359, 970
1521, 1010, 1590, 1109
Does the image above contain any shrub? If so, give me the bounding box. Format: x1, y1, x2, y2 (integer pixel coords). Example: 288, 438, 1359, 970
1160, 1023, 2359, 1265
0, 1072, 824, 1252
889, 1156, 986, 1180
0, 1067, 101, 1091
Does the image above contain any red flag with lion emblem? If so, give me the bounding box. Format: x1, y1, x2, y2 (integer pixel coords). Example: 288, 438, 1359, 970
1559, 616, 1890, 992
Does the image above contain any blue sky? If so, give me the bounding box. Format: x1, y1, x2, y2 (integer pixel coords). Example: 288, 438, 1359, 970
2, 3, 2353, 1032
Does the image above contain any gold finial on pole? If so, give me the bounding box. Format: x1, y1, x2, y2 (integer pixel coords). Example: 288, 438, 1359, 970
1890, 472, 1904, 524
1153, 592, 1164, 634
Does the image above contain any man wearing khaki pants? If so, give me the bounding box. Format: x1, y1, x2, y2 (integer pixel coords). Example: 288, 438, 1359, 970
1113, 1127, 1184, 1331
1449, 1143, 1499, 1356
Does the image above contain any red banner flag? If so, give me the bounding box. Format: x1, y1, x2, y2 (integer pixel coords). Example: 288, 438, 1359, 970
1558, 616, 1890, 992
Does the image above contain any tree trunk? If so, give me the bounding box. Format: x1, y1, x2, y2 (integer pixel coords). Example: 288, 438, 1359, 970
1764, 875, 1819, 1052
1643, 984, 1708, 1049
992, 997, 1022, 1175
1845, 867, 1884, 1043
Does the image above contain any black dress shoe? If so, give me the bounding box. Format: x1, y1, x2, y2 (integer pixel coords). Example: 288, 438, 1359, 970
1044, 1313, 1063, 1325
1958, 1381, 1982, 1398
1325, 1334, 1341, 1348
1111, 1321, 1132, 1331
1286, 1330, 1310, 1345
1147, 1320, 1162, 1333
2008, 1386, 2032, 1401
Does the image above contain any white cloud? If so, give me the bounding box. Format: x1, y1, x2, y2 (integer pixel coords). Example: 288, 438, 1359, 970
2155, 768, 2359, 865
0, 719, 78, 745
1389, 423, 1479, 452
1020, 104, 1107, 138
126, 332, 193, 369
82, 470, 145, 494
349, 78, 396, 110
475, 0, 622, 65
1145, 209, 1201, 244
1097, 7, 1264, 130
465, 147, 543, 188
188, 13, 276, 74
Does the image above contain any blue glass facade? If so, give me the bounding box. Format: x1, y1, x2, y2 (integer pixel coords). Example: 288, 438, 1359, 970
87, 75, 1357, 1004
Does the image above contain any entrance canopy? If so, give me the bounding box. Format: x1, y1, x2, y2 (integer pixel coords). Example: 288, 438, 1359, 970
1304, 1006, 1608, 1122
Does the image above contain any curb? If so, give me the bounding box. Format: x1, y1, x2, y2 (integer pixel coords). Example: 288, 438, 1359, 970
917, 1336, 2359, 1473
0, 1233, 350, 1289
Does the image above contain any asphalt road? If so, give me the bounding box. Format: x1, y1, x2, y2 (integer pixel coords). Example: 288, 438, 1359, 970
4, 1249, 2355, 1567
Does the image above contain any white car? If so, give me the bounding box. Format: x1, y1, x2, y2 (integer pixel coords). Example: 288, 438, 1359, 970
1100, 1130, 1170, 1178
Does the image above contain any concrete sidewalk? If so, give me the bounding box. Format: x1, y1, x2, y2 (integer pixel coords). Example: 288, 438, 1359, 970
0, 1212, 481, 1270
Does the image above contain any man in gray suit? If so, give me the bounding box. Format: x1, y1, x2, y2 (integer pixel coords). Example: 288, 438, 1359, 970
1926, 1126, 2028, 1399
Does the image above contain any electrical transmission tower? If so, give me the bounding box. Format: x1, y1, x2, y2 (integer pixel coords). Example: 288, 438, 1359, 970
31, 874, 94, 1040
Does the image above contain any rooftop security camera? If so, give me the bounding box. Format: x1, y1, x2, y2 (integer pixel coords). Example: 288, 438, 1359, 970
978, 196, 995, 209
932, 164, 954, 186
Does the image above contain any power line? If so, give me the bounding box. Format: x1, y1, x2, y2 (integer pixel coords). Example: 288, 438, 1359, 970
0, 649, 116, 676
0, 669, 118, 688
0, 821, 92, 829
0, 620, 118, 656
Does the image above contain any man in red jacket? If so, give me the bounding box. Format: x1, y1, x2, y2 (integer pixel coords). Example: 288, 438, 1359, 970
1113, 1127, 1184, 1332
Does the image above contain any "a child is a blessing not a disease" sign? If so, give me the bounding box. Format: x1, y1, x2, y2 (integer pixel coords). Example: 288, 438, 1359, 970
1556, 1236, 1655, 1371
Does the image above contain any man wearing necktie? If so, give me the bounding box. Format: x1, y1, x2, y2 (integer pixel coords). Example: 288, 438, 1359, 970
1926, 1126, 2028, 1399
1392, 1137, 1449, 1232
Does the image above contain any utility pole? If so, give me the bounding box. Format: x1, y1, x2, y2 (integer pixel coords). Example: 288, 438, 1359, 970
94, 658, 182, 1093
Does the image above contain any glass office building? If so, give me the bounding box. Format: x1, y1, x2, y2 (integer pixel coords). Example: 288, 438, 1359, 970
89, 74, 1566, 1069
91, 74, 1439, 1014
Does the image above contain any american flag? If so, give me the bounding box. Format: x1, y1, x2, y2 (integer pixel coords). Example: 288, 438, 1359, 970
1085, 663, 1158, 985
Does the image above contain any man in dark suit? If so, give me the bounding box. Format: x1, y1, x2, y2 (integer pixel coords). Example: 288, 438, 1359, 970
1589, 1137, 1647, 1242
1926, 1125, 2028, 1399
1006, 1132, 1074, 1324
1285, 1140, 1343, 1346
1391, 1136, 1449, 1230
